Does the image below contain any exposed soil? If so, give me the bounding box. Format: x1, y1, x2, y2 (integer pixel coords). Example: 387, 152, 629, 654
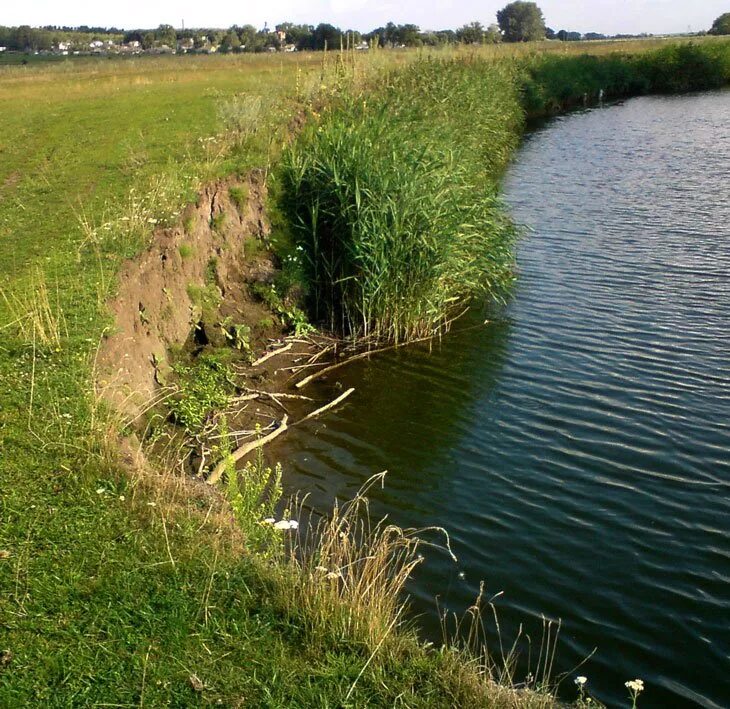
96, 170, 286, 420
95, 169, 369, 481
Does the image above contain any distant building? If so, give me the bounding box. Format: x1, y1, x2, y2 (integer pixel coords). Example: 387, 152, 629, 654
178, 38, 194, 52
0, 47, 7, 53
355, 41, 369, 50
89, 40, 104, 49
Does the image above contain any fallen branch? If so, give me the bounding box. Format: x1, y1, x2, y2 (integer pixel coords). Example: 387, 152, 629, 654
207, 388, 355, 484
296, 387, 355, 424
251, 343, 292, 367
207, 415, 289, 485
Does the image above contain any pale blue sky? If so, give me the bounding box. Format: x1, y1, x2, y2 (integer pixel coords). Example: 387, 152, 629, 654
2, 0, 726, 35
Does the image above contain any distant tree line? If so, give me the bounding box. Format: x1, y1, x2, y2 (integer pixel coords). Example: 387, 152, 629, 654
1, 3, 720, 53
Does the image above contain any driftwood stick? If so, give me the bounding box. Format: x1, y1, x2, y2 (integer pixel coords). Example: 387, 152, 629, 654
239, 390, 314, 401
231, 393, 260, 403
207, 415, 289, 485
296, 387, 355, 424
207, 388, 355, 484
252, 342, 293, 367
295, 345, 396, 389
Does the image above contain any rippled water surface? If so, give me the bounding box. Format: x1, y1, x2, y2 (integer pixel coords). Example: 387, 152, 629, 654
273, 92, 730, 707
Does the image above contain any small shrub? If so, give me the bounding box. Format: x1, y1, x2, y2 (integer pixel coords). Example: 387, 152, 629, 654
178, 243, 194, 259
219, 317, 252, 355
223, 440, 284, 556
249, 282, 314, 336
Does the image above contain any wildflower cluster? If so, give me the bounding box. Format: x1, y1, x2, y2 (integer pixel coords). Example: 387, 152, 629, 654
573, 675, 645, 707
625, 678, 644, 707
263, 517, 299, 531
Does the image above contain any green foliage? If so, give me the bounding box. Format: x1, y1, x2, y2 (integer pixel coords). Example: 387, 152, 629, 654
219, 316, 252, 354
520, 42, 730, 116
250, 281, 314, 336
228, 184, 250, 210
223, 440, 284, 555
280, 57, 521, 342
168, 354, 234, 432
709, 13, 730, 35
183, 213, 196, 234
497, 1, 546, 42
210, 211, 226, 231
635, 42, 730, 92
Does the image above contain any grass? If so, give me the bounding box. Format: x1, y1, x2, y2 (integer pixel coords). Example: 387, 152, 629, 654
1, 38, 728, 705
0, 49, 560, 707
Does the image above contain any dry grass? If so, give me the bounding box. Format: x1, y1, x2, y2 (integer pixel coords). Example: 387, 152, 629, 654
0, 268, 67, 349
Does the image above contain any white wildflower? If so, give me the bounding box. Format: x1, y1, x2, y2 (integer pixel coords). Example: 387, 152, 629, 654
96, 488, 106, 495
262, 517, 276, 525
625, 679, 644, 693
575, 676, 587, 686
274, 520, 292, 530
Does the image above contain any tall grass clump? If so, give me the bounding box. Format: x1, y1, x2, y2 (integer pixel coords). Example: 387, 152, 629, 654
280, 57, 523, 343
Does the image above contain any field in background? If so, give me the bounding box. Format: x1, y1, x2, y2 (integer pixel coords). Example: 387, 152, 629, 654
0, 38, 728, 705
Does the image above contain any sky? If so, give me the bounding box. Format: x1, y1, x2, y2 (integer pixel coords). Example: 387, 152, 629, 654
2, 0, 726, 36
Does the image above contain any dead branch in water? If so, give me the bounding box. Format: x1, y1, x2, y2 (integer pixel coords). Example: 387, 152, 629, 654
207, 415, 290, 485
296, 387, 355, 424
294, 308, 473, 389
251, 342, 293, 367
207, 388, 355, 484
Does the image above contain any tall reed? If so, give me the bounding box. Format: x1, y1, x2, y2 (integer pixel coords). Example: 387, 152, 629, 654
280, 57, 522, 342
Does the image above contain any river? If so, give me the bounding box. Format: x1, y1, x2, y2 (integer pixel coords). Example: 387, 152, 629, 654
273, 90, 730, 707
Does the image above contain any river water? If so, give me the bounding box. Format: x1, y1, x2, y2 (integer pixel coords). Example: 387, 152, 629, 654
273, 91, 730, 707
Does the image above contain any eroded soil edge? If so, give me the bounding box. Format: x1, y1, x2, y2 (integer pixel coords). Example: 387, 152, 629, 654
96, 171, 284, 421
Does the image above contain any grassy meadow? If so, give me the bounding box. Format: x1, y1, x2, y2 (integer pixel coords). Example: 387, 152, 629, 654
1, 37, 729, 706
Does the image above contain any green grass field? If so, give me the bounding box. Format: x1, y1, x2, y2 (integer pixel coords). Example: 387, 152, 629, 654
1, 39, 728, 706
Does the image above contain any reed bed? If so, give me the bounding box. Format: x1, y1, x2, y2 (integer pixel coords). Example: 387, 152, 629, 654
280, 57, 522, 342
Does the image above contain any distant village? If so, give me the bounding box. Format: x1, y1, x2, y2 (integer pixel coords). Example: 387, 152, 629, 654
0, 23, 386, 59
0, 18, 704, 61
